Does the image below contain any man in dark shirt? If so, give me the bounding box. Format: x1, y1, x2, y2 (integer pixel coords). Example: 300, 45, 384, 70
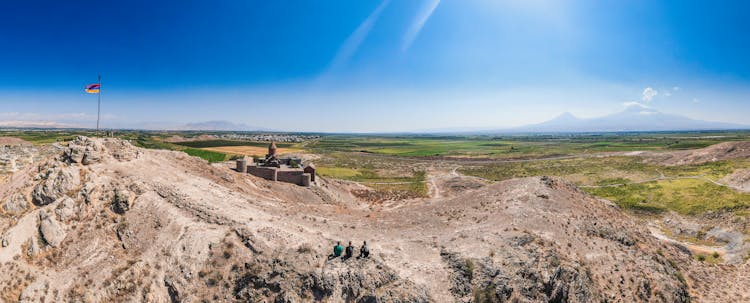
344, 241, 354, 259
359, 241, 369, 258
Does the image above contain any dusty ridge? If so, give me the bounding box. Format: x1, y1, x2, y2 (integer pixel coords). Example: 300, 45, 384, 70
644, 141, 750, 166
0, 136, 742, 302
0, 137, 32, 146
721, 168, 750, 192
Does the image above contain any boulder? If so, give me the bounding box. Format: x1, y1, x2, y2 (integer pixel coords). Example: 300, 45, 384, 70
105, 139, 138, 161
63, 136, 105, 165
112, 187, 133, 214
26, 237, 40, 257
31, 166, 80, 206
2, 193, 29, 215
54, 196, 77, 221
39, 211, 67, 247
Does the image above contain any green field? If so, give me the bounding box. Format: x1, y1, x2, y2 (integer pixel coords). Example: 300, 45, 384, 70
586, 179, 750, 215
308, 132, 750, 159
459, 156, 750, 214
182, 148, 229, 163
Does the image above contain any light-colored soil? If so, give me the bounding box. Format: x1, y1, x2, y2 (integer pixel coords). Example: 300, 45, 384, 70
643, 141, 750, 166
721, 168, 750, 192
0, 137, 31, 146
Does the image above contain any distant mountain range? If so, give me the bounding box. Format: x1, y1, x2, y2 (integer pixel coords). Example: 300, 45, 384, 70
1, 105, 746, 133
502, 104, 748, 133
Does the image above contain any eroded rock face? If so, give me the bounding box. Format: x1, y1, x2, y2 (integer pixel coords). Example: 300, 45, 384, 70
39, 210, 67, 247
25, 237, 40, 257
54, 196, 78, 222
112, 187, 132, 214
63, 136, 105, 165
2, 193, 29, 215
440, 241, 691, 303
32, 166, 80, 206
104, 139, 139, 161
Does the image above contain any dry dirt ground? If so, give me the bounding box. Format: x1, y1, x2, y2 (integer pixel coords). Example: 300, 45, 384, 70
721, 168, 750, 192
0, 137, 32, 146
641, 141, 750, 166
0, 137, 747, 302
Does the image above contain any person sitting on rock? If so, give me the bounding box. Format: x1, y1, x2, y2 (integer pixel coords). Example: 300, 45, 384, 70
358, 241, 369, 258
333, 241, 344, 257
344, 241, 354, 259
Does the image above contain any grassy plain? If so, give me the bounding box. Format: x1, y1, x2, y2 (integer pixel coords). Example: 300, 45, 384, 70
312, 132, 750, 215
308, 132, 750, 159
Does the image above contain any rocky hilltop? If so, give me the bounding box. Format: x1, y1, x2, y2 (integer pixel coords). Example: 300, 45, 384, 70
0, 136, 730, 302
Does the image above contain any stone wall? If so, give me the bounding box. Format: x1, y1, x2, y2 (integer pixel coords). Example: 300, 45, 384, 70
277, 170, 305, 185
247, 166, 277, 181
245, 165, 314, 187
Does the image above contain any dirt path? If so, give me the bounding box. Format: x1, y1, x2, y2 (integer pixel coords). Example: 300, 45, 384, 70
648, 225, 727, 255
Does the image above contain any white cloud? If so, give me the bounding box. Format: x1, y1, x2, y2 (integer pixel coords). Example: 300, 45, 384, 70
327, 0, 391, 70
663, 91, 672, 97
641, 87, 658, 103
402, 0, 441, 51
692, 98, 701, 103
673, 86, 681, 91
639, 111, 658, 116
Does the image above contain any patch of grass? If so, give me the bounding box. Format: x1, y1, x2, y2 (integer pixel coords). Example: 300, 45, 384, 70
183, 148, 227, 163
694, 252, 723, 264
596, 177, 632, 186
586, 179, 750, 215
317, 167, 361, 179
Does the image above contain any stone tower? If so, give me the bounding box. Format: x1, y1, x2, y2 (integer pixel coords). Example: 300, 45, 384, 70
268, 142, 278, 157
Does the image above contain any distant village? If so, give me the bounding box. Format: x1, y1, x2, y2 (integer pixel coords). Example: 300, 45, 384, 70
217, 134, 320, 143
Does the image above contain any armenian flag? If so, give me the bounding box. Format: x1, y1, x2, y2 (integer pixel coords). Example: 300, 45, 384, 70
85, 83, 100, 94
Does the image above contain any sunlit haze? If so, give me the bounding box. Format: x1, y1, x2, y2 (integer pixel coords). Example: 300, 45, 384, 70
1, 0, 748, 132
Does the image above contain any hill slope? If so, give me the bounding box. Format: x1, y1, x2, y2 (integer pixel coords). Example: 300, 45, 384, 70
0, 136, 733, 302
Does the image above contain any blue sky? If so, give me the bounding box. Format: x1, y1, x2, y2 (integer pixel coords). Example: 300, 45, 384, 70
0, 0, 748, 132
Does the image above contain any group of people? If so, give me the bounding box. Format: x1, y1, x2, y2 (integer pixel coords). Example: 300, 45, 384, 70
331, 240, 369, 260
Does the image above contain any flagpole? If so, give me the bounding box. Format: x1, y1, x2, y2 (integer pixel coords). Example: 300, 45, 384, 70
96, 75, 101, 135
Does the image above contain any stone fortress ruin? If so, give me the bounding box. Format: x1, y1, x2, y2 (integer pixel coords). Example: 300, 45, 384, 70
235, 142, 315, 187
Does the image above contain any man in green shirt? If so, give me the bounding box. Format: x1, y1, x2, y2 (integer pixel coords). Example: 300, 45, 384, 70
333, 241, 344, 257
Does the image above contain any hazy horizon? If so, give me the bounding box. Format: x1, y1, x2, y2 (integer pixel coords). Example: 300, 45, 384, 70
2, 1, 749, 132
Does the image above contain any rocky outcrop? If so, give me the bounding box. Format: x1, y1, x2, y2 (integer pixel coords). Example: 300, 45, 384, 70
39, 210, 67, 247
63, 136, 104, 165
32, 166, 80, 206
112, 187, 133, 214
440, 233, 690, 303
54, 196, 78, 221
25, 237, 40, 257
2, 193, 29, 215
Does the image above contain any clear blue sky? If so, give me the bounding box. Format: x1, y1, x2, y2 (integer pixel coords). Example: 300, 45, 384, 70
1, 0, 748, 132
